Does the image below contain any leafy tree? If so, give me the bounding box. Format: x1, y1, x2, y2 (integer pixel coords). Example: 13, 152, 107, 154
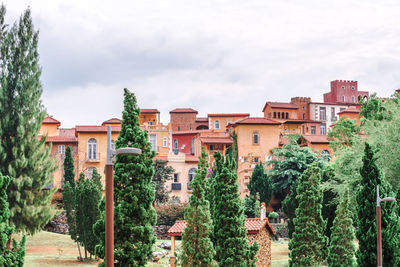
152, 160, 174, 205
320, 163, 338, 240
0, 6, 57, 235
0, 4, 6, 39
359, 93, 387, 121
63, 146, 75, 188
327, 190, 356, 267
243, 195, 255, 218
212, 152, 258, 266
0, 172, 26, 267
288, 163, 328, 267
327, 117, 361, 152
248, 163, 273, 207
94, 88, 157, 266
225, 131, 238, 166
181, 148, 215, 266
356, 143, 400, 267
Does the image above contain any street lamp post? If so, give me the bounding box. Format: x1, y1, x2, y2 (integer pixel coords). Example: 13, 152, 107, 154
105, 125, 141, 267
376, 185, 396, 267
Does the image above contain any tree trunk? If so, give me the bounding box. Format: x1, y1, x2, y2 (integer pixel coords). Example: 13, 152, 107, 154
84, 246, 87, 260
77, 242, 82, 261
6, 236, 11, 249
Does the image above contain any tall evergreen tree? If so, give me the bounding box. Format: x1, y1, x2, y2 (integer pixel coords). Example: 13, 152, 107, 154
181, 148, 215, 266
91, 168, 103, 191
0, 172, 26, 267
356, 143, 400, 267
212, 152, 258, 266
63, 146, 75, 188
288, 163, 328, 267
248, 163, 273, 207
94, 88, 157, 266
63, 180, 81, 259
327, 190, 356, 267
0, 7, 57, 234
152, 160, 174, 205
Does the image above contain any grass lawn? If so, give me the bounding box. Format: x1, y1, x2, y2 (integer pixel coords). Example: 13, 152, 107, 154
19, 231, 289, 266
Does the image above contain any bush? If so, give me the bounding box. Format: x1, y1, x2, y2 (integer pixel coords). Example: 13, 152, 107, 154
156, 202, 188, 226
268, 212, 279, 219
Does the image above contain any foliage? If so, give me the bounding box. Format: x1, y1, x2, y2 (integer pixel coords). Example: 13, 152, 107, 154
288, 163, 328, 267
320, 163, 338, 240
0, 171, 26, 267
225, 131, 238, 166
248, 163, 273, 207
253, 192, 261, 218
268, 144, 317, 200
243, 195, 256, 218
356, 143, 400, 267
359, 93, 387, 121
327, 190, 356, 267
211, 152, 258, 266
268, 212, 279, 219
281, 179, 297, 239
181, 148, 216, 266
0, 5, 57, 234
152, 160, 174, 205
327, 117, 361, 152
155, 202, 188, 226
63, 146, 75, 188
94, 89, 157, 266
91, 168, 102, 191
63, 182, 77, 245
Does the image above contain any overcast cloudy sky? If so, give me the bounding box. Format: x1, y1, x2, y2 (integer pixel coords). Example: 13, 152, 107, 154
3, 0, 400, 127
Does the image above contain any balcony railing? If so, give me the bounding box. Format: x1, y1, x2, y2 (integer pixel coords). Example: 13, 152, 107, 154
171, 183, 181, 190
86, 152, 100, 162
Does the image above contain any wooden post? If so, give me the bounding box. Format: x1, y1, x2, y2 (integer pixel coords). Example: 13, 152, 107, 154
170, 236, 176, 267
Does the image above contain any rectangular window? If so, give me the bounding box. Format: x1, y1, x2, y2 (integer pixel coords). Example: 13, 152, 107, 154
149, 134, 157, 151
331, 107, 335, 120
311, 126, 316, 134
58, 145, 65, 154
319, 107, 326, 121
173, 173, 179, 183
320, 123, 326, 135
148, 121, 153, 125
163, 137, 167, 147
352, 96, 355, 103
340, 107, 345, 112
254, 157, 259, 163
227, 119, 231, 126
209, 145, 214, 151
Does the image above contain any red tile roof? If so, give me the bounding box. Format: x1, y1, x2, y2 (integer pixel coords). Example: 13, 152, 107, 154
45, 136, 78, 143
102, 118, 122, 125
303, 135, 329, 144
140, 109, 160, 114
338, 107, 360, 114
232, 117, 281, 126
167, 218, 274, 236
58, 128, 76, 137
42, 116, 60, 125
75, 125, 121, 135
185, 154, 199, 163
172, 130, 210, 135
169, 108, 198, 114
262, 102, 298, 112
208, 113, 250, 117
199, 137, 233, 144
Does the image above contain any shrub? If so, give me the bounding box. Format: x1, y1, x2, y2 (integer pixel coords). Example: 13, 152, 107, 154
156, 202, 188, 226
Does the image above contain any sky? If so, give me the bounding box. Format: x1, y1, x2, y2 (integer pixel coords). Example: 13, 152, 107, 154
3, 0, 400, 127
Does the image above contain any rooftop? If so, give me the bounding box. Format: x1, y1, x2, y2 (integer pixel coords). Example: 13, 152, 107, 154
338, 107, 360, 114
232, 117, 281, 126
262, 102, 298, 112
169, 108, 198, 114
102, 118, 122, 125
208, 113, 250, 117
140, 109, 160, 114
75, 125, 121, 135
303, 134, 329, 144
199, 136, 233, 145
42, 116, 61, 125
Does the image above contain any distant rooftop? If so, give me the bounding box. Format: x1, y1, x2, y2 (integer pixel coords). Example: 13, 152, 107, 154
102, 118, 122, 125
232, 117, 281, 126
140, 109, 160, 114
208, 113, 250, 117
42, 116, 60, 125
169, 108, 198, 114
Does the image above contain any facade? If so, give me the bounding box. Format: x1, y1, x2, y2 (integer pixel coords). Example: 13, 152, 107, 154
324, 80, 369, 103
337, 106, 361, 125
139, 109, 160, 125
208, 113, 249, 132
169, 108, 198, 132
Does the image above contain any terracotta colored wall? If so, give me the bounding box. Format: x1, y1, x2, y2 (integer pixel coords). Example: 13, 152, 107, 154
39, 124, 59, 136
324, 80, 368, 103
48, 142, 78, 188
143, 123, 171, 155
139, 113, 158, 125
339, 112, 361, 125
263, 107, 298, 120
170, 113, 197, 132
209, 116, 248, 132
290, 97, 311, 120
172, 133, 196, 154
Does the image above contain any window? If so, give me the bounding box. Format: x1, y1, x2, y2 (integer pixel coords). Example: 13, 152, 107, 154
273, 112, 276, 118
88, 138, 97, 160
311, 126, 316, 134
177, 126, 180, 131
149, 134, 157, 151
340, 107, 346, 112
227, 119, 231, 126
191, 138, 195, 154
58, 145, 65, 154
214, 120, 220, 129
189, 124, 192, 131
351, 86, 355, 90
87, 167, 96, 179
320, 123, 326, 135
254, 157, 259, 163
331, 107, 335, 120
342, 96, 345, 102
302, 113, 305, 120
341, 86, 345, 89
209, 145, 214, 150
277, 112, 281, 119
188, 168, 196, 182
147, 121, 153, 125
163, 137, 167, 147
302, 106, 306, 110
321, 150, 331, 161
173, 139, 178, 150
319, 107, 326, 121
253, 132, 259, 144
286, 113, 289, 119
302, 125, 305, 134
173, 173, 179, 183
352, 96, 355, 103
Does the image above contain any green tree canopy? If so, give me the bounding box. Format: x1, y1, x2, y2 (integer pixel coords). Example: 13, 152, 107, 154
247, 163, 273, 207
152, 160, 174, 205
63, 146, 75, 188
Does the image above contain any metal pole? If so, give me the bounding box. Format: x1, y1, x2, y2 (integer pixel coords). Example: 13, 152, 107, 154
377, 185, 382, 267
106, 126, 114, 267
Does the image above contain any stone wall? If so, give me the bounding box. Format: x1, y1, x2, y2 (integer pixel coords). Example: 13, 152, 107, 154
247, 228, 271, 267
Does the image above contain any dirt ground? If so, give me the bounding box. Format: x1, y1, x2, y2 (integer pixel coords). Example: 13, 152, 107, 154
17, 231, 289, 267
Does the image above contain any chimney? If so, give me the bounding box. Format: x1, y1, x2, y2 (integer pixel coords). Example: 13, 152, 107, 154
260, 202, 266, 220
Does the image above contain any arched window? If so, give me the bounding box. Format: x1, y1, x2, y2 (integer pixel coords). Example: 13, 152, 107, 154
321, 150, 331, 161
214, 120, 220, 129
351, 96, 355, 103
286, 113, 289, 119
273, 112, 276, 118
253, 132, 259, 144
188, 168, 196, 182
342, 95, 345, 102
278, 112, 281, 119
88, 138, 97, 160
173, 139, 178, 150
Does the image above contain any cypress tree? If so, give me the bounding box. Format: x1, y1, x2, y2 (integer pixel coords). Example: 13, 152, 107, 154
327, 190, 356, 267
181, 148, 216, 266
288, 163, 328, 267
356, 143, 400, 267
0, 7, 57, 234
0, 172, 26, 267
63, 146, 75, 188
212, 152, 258, 266
248, 163, 273, 207
94, 88, 157, 266
253, 192, 261, 218
91, 168, 103, 191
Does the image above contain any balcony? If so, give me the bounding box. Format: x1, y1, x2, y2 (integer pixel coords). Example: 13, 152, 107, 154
86, 152, 100, 162
171, 183, 181, 190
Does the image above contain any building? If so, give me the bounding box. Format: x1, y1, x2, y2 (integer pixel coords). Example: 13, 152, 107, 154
208, 113, 249, 132
324, 80, 368, 103
169, 108, 199, 132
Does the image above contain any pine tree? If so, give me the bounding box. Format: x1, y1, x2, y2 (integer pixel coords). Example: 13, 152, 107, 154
253, 193, 261, 218
0, 7, 57, 234
152, 160, 174, 204
248, 163, 273, 207
327, 190, 356, 267
288, 163, 328, 267
63, 146, 75, 188
181, 148, 216, 266
91, 168, 103, 191
212, 152, 258, 266
356, 143, 400, 267
0, 172, 26, 267
94, 88, 157, 266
